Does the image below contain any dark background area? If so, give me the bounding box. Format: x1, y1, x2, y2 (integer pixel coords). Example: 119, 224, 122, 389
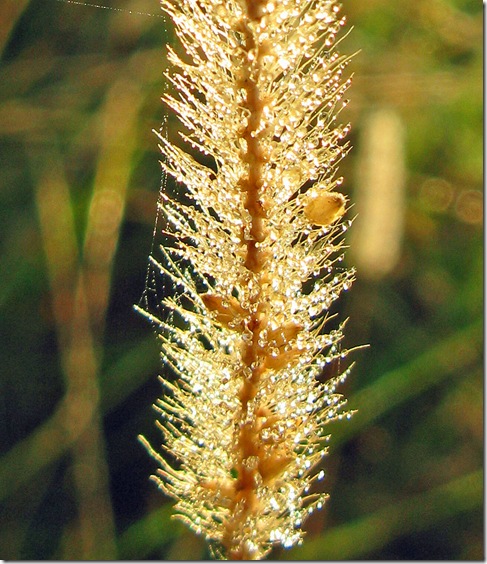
0, 0, 482, 560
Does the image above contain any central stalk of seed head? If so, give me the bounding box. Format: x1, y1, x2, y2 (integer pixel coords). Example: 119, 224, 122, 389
224, 0, 270, 559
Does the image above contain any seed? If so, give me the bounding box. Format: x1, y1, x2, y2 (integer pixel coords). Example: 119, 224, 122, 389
304, 191, 346, 226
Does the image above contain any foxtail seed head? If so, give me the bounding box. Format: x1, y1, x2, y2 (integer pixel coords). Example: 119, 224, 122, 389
139, 0, 355, 559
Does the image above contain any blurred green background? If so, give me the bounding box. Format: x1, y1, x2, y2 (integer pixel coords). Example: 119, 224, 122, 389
0, 0, 482, 560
